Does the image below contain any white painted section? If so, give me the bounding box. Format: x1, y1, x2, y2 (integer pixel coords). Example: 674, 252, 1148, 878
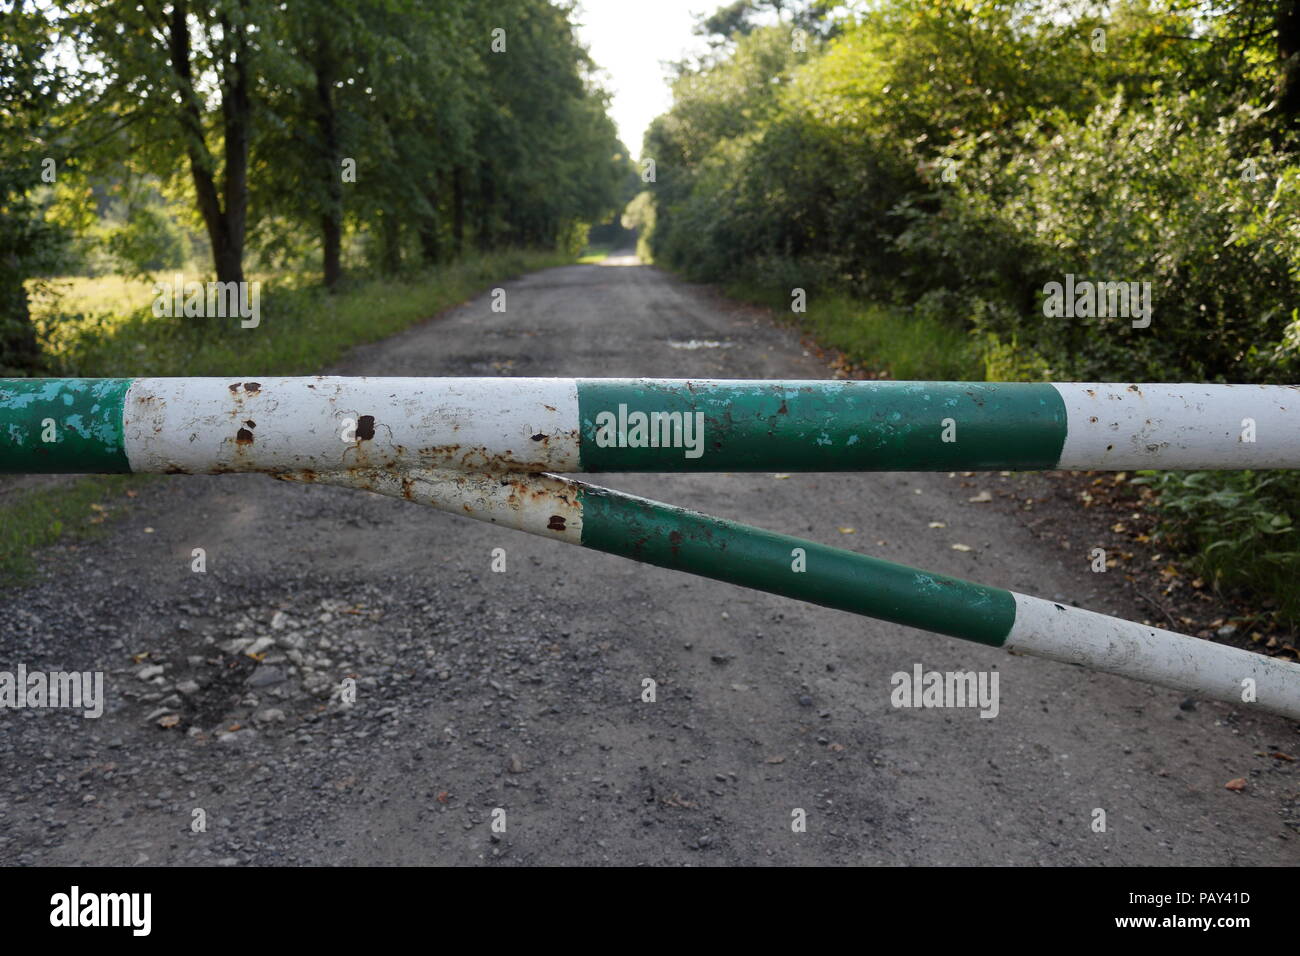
1007, 593, 1300, 719
122, 377, 580, 475
1055, 383, 1300, 469
296, 467, 584, 545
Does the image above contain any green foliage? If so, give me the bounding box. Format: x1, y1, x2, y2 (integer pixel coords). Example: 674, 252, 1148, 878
646, 0, 1300, 626
105, 204, 187, 278
1134, 470, 1300, 625
621, 191, 657, 262
0, 3, 74, 373
5, 0, 624, 306
646, 2, 1300, 385
909, 94, 1300, 382
794, 295, 979, 381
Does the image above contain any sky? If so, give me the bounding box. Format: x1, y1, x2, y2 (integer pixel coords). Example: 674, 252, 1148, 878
572, 0, 714, 159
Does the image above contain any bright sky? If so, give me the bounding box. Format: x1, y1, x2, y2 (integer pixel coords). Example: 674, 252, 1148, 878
573, 0, 714, 159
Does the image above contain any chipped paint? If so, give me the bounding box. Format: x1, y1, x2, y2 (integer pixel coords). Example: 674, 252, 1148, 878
6, 378, 1299, 474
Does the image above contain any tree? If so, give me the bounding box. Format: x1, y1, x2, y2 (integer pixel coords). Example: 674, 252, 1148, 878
0, 1, 71, 373
62, 0, 297, 284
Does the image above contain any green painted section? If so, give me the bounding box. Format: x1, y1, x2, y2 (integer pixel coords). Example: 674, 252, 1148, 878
0, 379, 134, 473
577, 379, 1068, 471
578, 485, 1015, 646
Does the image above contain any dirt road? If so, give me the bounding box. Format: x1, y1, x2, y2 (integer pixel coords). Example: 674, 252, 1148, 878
2, 254, 1295, 865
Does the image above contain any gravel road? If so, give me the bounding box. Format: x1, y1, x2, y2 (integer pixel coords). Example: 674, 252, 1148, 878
2, 253, 1295, 865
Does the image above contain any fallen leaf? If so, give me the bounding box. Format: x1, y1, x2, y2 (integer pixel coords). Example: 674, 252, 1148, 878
1224, 777, 1247, 791
838, 527, 855, 534
158, 714, 180, 729
764, 755, 786, 764
771, 473, 791, 479
1269, 752, 1295, 761
968, 491, 993, 503
928, 521, 946, 528
951, 543, 973, 552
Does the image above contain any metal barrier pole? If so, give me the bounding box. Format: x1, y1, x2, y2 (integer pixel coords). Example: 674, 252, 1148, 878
3, 377, 1299, 474
298, 466, 1300, 720
4, 376, 1298, 718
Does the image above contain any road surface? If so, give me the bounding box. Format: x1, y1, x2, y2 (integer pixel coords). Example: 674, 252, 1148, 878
1, 253, 1295, 865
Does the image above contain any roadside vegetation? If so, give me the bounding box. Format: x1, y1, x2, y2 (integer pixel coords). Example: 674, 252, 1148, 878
639, 0, 1300, 627
1, 0, 638, 578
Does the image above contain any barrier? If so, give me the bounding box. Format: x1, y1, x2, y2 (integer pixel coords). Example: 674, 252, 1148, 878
3, 377, 1299, 474
3, 376, 1299, 719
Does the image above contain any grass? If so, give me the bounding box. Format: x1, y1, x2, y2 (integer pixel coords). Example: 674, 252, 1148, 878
32, 249, 572, 377
4, 248, 575, 584
0, 475, 146, 583
795, 295, 979, 381
724, 284, 983, 381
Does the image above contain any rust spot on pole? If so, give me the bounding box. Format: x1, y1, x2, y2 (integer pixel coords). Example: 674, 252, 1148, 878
547, 515, 567, 531
236, 427, 254, 445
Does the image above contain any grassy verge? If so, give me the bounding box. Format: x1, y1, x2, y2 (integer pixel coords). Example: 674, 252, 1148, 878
4, 249, 573, 583
723, 283, 982, 381
0, 476, 146, 582
35, 249, 572, 377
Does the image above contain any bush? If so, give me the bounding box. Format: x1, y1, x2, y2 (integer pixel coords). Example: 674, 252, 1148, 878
907, 94, 1300, 383
1134, 470, 1300, 626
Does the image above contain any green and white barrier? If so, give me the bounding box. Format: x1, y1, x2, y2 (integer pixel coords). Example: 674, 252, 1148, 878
302, 467, 1300, 720
3, 377, 1298, 474
3, 376, 1298, 719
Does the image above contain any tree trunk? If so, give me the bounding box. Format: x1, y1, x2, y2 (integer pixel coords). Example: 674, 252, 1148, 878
167, 1, 247, 286
477, 164, 496, 251
419, 219, 441, 264
0, 256, 41, 373
322, 213, 342, 289
418, 178, 441, 264
1278, 0, 1300, 130
452, 166, 465, 256
220, 13, 250, 283
314, 41, 343, 290
381, 214, 402, 274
